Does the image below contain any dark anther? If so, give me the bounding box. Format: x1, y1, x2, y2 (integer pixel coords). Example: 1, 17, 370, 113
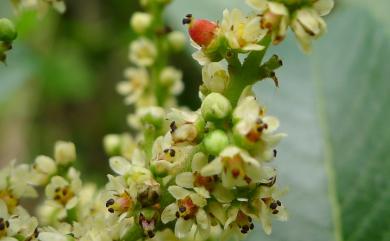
182, 18, 191, 25
5, 221, 9, 228
169, 149, 176, 157
170, 121, 177, 133
62, 189, 68, 195
55, 187, 60, 192
186, 14, 192, 18
277, 200, 282, 206
179, 206, 186, 213
108, 208, 114, 213
250, 223, 254, 230
163, 149, 169, 153
273, 149, 277, 158
272, 210, 279, 214
175, 211, 180, 218
270, 202, 278, 210
148, 231, 155, 238
106, 198, 115, 207
54, 195, 61, 200
248, 217, 252, 222
0, 223, 4, 230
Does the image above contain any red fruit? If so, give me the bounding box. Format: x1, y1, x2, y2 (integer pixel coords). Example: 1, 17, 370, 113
188, 19, 218, 47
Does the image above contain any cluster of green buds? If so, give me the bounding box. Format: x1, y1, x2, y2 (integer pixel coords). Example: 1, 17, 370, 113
0, 0, 334, 241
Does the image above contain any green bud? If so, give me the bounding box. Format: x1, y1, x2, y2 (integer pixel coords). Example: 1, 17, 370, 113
204, 130, 229, 155
0, 18, 17, 42
201, 93, 232, 121
103, 134, 121, 156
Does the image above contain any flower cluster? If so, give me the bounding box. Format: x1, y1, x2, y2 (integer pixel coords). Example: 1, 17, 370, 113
0, 0, 334, 241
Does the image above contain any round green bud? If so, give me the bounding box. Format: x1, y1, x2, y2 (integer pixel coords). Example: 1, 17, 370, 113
204, 130, 229, 155
103, 134, 121, 156
201, 93, 232, 121
0, 18, 17, 42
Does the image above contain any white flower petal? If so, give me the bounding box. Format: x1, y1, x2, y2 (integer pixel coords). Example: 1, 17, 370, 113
176, 172, 194, 188
168, 185, 191, 200
175, 218, 194, 239
196, 209, 210, 230
109, 157, 131, 175
161, 203, 178, 224
201, 159, 223, 176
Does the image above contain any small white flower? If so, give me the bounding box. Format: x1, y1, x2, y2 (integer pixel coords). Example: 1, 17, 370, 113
54, 141, 76, 166
221, 206, 256, 240
201, 146, 272, 188
220, 9, 267, 51
167, 108, 200, 144
291, 7, 327, 52
130, 12, 152, 34
233, 96, 286, 161
117, 67, 149, 105
161, 186, 210, 239
129, 37, 157, 67
176, 152, 234, 203
201, 62, 229, 93
167, 31, 186, 51
151, 133, 194, 175
160, 66, 184, 95
45, 168, 82, 209
252, 185, 288, 235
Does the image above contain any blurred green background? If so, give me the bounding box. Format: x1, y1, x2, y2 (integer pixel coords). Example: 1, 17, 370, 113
0, 0, 389, 241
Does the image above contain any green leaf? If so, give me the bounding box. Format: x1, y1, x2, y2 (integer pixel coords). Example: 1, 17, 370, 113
167, 0, 390, 241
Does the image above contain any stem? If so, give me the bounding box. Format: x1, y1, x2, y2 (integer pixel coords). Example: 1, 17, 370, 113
224, 35, 272, 107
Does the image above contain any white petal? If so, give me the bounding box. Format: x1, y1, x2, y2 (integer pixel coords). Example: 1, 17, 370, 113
175, 218, 194, 239
194, 187, 210, 199
190, 193, 207, 207
196, 209, 210, 230
212, 184, 234, 203
161, 203, 178, 224
168, 186, 191, 200
191, 152, 208, 172
0, 201, 8, 219
201, 159, 223, 176
176, 172, 194, 188
109, 157, 131, 175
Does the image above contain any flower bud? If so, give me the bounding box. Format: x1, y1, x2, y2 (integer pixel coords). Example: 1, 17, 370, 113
291, 8, 327, 52
183, 15, 218, 47
201, 93, 232, 121
54, 141, 76, 165
130, 12, 153, 34
0, 18, 17, 43
204, 130, 229, 155
103, 134, 121, 156
202, 62, 229, 93
167, 31, 186, 51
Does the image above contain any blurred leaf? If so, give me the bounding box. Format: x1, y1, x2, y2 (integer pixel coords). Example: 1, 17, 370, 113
39, 43, 94, 101
168, 0, 390, 241
0, 44, 36, 104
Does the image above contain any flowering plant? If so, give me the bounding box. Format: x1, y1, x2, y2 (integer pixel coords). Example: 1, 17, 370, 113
0, 0, 334, 240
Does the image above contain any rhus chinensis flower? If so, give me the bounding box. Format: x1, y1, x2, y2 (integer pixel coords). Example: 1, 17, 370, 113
0, 0, 334, 240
